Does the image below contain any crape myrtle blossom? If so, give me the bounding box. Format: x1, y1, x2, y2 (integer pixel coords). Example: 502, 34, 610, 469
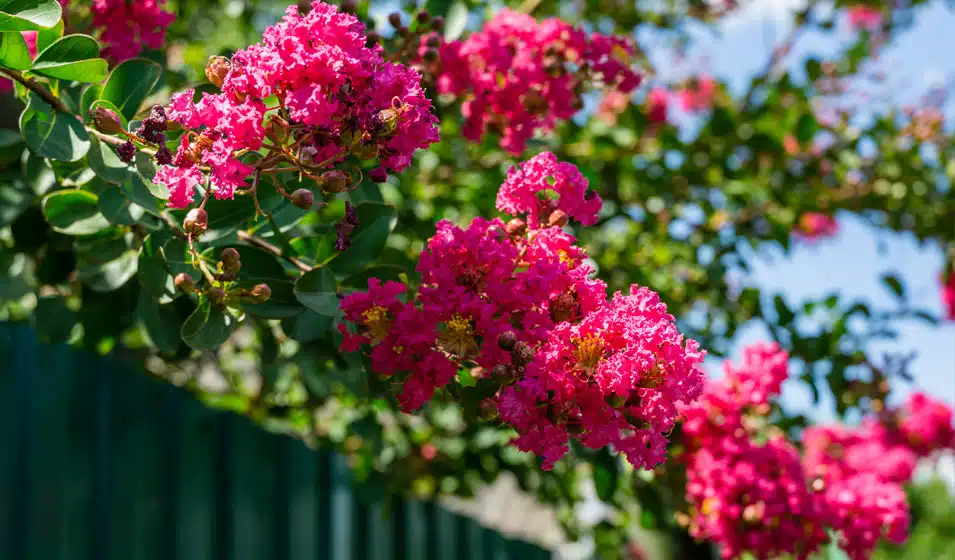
340, 153, 706, 469
154, 1, 438, 209
846, 5, 884, 32
92, 0, 175, 61
794, 211, 839, 241
681, 345, 955, 560
430, 9, 642, 154
942, 267, 955, 321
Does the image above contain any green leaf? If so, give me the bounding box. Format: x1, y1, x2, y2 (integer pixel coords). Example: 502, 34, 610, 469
294, 266, 340, 316
134, 152, 169, 200
41, 188, 110, 235
138, 293, 182, 354
32, 34, 107, 82
34, 17, 60, 52
20, 93, 90, 161
78, 250, 137, 292
881, 273, 905, 299
33, 295, 76, 343
79, 83, 101, 116
281, 309, 334, 342
122, 173, 163, 215
0, 180, 31, 227
87, 136, 130, 184
341, 264, 406, 289
98, 185, 144, 225
593, 449, 618, 502
181, 297, 236, 350
444, 1, 468, 42
0, 0, 62, 32
0, 29, 32, 69
327, 202, 396, 278
99, 58, 162, 121
242, 279, 303, 319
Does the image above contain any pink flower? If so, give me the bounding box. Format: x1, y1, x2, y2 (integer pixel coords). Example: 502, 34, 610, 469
597, 89, 630, 125
435, 9, 641, 154
91, 0, 175, 61
941, 268, 955, 321
153, 164, 203, 210
647, 87, 670, 124
847, 5, 883, 31
496, 152, 603, 227
897, 392, 955, 454
794, 212, 838, 241
676, 75, 716, 112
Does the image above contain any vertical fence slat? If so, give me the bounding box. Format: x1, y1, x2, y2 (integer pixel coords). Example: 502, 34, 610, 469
432, 505, 456, 560
285, 440, 318, 560
230, 414, 277, 560
176, 395, 217, 560
330, 454, 354, 560
25, 337, 71, 560
0, 326, 31, 559
62, 350, 100, 560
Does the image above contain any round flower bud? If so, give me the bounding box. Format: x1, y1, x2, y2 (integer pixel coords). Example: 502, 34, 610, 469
491, 364, 511, 380
219, 248, 241, 275
511, 342, 534, 367
205, 56, 231, 89
505, 218, 526, 237
423, 49, 439, 63
417, 11, 431, 24
319, 170, 350, 193
431, 16, 445, 32
206, 287, 226, 303
183, 208, 208, 236
341, 0, 356, 14
548, 209, 569, 228
369, 167, 388, 183
388, 12, 402, 28
497, 331, 517, 351
90, 107, 125, 135
220, 247, 240, 265
426, 35, 441, 48
291, 188, 315, 209
174, 272, 196, 293
250, 283, 271, 303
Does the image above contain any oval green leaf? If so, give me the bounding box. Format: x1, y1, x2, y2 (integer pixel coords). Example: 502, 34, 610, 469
41, 188, 110, 235
0, 29, 32, 69
181, 297, 237, 350
32, 34, 107, 82
100, 58, 163, 121
0, 0, 62, 32
19, 93, 90, 161
294, 266, 340, 316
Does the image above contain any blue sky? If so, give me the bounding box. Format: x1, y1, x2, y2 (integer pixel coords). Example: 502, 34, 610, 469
668, 0, 955, 420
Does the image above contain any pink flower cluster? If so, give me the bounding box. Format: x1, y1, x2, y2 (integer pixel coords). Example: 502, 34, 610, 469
432, 9, 641, 154
683, 347, 955, 560
675, 75, 717, 112
847, 5, 883, 31
340, 153, 705, 470
681, 344, 828, 560
794, 212, 839, 241
92, 0, 175, 61
155, 1, 438, 209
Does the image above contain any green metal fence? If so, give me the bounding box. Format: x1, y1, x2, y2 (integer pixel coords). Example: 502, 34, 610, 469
0, 323, 552, 560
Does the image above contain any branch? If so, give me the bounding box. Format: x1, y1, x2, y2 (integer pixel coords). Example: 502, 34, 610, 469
237, 230, 312, 273
0, 67, 71, 113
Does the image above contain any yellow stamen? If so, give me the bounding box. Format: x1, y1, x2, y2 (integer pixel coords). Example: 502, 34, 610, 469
361, 306, 391, 344
438, 314, 477, 356
573, 336, 605, 371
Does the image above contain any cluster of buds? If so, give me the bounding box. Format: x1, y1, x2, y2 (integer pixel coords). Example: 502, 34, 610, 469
174, 246, 271, 306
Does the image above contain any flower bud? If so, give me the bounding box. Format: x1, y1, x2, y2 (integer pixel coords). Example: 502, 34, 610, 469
205, 56, 231, 89
90, 107, 125, 135
375, 107, 401, 135
250, 283, 271, 303
398, 25, 410, 38
511, 342, 534, 367
491, 364, 511, 381
369, 167, 388, 183
217, 271, 237, 282
505, 218, 526, 237
291, 188, 315, 209
183, 208, 208, 236
478, 400, 499, 420
219, 247, 241, 275
319, 170, 350, 193
497, 331, 517, 351
426, 35, 441, 49
220, 247, 240, 265
417, 10, 431, 24
422, 49, 439, 63
206, 287, 226, 303
174, 272, 196, 293
341, 0, 356, 14
431, 16, 444, 32
548, 209, 568, 228
388, 13, 402, 28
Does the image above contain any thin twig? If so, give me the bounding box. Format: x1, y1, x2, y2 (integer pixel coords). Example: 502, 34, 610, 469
0, 67, 71, 113
237, 230, 312, 272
